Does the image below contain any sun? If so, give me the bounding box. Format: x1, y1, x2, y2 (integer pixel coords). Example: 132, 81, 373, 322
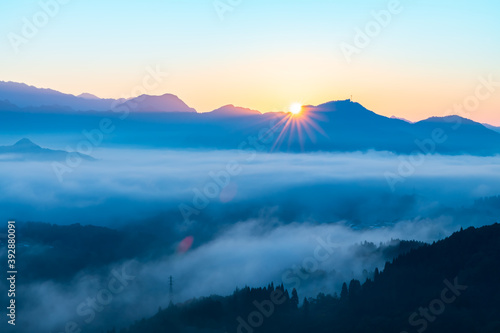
289, 103, 302, 115
269, 101, 327, 152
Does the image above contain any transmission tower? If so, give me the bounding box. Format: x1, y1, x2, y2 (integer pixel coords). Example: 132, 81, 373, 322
169, 275, 174, 305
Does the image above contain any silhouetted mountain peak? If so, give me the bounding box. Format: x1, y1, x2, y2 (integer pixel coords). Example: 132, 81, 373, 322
209, 104, 261, 116
120, 93, 197, 113
14, 138, 39, 148
139, 93, 176, 99
312, 99, 373, 115
77, 93, 100, 100
420, 115, 476, 125
0, 138, 95, 161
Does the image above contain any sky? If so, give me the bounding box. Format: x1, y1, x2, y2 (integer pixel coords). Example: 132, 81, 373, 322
1, 0, 499, 124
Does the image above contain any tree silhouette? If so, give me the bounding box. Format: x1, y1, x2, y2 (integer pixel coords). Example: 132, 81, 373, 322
291, 288, 299, 309
340, 282, 349, 302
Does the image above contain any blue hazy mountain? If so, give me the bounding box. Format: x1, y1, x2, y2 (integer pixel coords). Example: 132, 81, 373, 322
0, 81, 199, 113
0, 138, 95, 161
412, 116, 500, 155
0, 81, 124, 111
115, 93, 196, 113
1, 82, 500, 155
77, 93, 100, 100
205, 104, 262, 117
296, 100, 500, 154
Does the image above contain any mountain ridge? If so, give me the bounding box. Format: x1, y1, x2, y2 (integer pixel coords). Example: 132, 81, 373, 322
0, 81, 191, 113
2, 81, 499, 127
2, 82, 500, 155
115, 93, 197, 113
207, 104, 262, 116
0, 138, 95, 161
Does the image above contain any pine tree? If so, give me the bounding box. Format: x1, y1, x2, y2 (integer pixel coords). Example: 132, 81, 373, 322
348, 279, 361, 300
303, 297, 309, 318
340, 282, 349, 301
291, 288, 299, 309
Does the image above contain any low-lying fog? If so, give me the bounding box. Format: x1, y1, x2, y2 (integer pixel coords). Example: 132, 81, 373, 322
0, 149, 499, 332
1, 149, 499, 227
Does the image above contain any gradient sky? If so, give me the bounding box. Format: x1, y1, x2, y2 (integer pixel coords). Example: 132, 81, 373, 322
1, 0, 499, 124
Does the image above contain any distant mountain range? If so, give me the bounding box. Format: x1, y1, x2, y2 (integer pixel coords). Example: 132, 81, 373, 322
115, 93, 196, 113
1, 81, 500, 155
390, 115, 413, 123
77, 93, 100, 100
207, 104, 262, 117
0, 81, 126, 112
0, 138, 95, 161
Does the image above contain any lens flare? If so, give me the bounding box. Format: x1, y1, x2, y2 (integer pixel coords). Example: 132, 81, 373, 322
289, 103, 302, 115
269, 104, 328, 151
177, 236, 194, 253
